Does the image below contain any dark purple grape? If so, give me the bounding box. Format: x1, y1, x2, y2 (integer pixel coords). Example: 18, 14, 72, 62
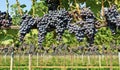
104, 5, 120, 34
0, 11, 12, 28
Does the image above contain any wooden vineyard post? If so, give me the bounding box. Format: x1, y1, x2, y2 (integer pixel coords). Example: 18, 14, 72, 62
71, 53, 74, 70
70, 52, 73, 70
40, 53, 43, 70
10, 52, 14, 70
37, 53, 39, 66
87, 55, 90, 65
81, 54, 84, 65
60, 53, 62, 69
18, 54, 20, 70
4, 54, 7, 64
64, 50, 67, 70
118, 52, 120, 70
93, 53, 95, 66
95, 55, 98, 65
99, 55, 101, 68
110, 52, 113, 70
44, 55, 47, 67
75, 55, 78, 66
87, 55, 90, 70
29, 54, 32, 70
105, 54, 108, 66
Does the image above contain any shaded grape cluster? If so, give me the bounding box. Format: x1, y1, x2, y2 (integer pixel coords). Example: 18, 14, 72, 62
68, 23, 84, 42
104, 5, 120, 34
37, 9, 72, 49
80, 8, 97, 45
45, 0, 60, 11
68, 7, 97, 45
19, 15, 37, 42
0, 11, 12, 28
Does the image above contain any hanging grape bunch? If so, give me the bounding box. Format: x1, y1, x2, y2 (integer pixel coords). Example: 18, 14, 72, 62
0, 11, 12, 28
104, 5, 120, 34
68, 23, 85, 42
19, 15, 37, 42
45, 0, 60, 11
37, 9, 72, 49
80, 7, 97, 45
68, 7, 97, 46
19, 9, 72, 49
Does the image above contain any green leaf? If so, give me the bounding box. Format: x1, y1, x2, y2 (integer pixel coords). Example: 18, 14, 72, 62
20, 4, 27, 8
1, 36, 13, 45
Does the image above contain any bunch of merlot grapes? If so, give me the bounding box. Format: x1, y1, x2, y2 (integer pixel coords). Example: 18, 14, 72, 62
0, 11, 12, 28
80, 7, 97, 45
68, 23, 85, 42
37, 9, 72, 49
104, 5, 120, 34
19, 15, 37, 42
45, 0, 60, 11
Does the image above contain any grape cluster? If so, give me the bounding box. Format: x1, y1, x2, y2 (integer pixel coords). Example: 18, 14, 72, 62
0, 11, 12, 28
45, 0, 60, 11
19, 15, 36, 42
104, 5, 120, 34
37, 9, 72, 49
68, 7, 97, 45
68, 23, 84, 42
80, 8, 97, 45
